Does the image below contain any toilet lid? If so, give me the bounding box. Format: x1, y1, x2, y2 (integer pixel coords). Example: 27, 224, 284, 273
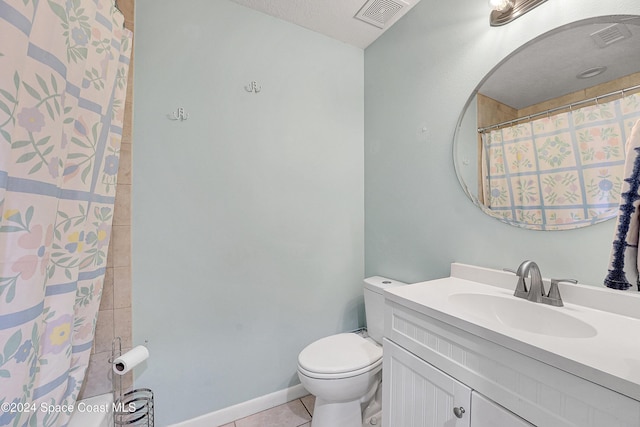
298, 333, 382, 375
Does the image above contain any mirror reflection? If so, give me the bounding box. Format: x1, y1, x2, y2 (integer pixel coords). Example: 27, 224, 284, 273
454, 15, 640, 230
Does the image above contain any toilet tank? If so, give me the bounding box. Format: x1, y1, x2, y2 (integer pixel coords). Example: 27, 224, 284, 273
364, 276, 407, 344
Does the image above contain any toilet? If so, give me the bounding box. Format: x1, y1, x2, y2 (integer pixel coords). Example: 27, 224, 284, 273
297, 276, 405, 427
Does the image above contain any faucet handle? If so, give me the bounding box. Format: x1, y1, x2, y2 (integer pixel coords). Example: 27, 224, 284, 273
550, 278, 578, 285
549, 278, 578, 293
503, 268, 517, 275
546, 278, 578, 307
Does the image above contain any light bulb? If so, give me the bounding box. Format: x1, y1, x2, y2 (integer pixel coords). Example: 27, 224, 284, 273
489, 0, 514, 11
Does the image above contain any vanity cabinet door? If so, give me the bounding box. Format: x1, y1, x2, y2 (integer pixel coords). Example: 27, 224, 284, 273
471, 392, 534, 427
383, 338, 471, 427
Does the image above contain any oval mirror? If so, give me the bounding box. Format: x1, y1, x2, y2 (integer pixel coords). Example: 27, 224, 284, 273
454, 15, 640, 230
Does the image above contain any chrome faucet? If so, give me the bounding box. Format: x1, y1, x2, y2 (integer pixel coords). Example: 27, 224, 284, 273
516, 260, 545, 303
506, 261, 577, 307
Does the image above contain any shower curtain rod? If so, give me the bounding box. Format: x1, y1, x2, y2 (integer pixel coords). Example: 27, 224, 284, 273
478, 83, 640, 133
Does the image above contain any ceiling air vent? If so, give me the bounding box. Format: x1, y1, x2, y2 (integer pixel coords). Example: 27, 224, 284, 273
590, 23, 632, 48
354, 0, 408, 29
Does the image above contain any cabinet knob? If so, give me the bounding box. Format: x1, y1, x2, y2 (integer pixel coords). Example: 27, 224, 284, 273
453, 406, 466, 418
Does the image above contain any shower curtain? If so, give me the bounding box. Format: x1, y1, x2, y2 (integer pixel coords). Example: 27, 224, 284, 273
0, 1, 131, 426
481, 92, 640, 230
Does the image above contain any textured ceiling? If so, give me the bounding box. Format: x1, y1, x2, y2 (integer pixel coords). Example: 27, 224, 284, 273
229, 0, 422, 49
481, 15, 640, 109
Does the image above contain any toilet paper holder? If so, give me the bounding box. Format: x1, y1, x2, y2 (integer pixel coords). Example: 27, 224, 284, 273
110, 337, 154, 426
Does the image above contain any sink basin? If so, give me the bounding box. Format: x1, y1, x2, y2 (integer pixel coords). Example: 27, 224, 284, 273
448, 292, 597, 338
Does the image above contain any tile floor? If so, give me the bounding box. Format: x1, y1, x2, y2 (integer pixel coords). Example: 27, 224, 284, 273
219, 395, 315, 427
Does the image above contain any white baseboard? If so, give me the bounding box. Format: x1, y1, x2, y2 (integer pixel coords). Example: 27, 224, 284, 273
168, 383, 309, 427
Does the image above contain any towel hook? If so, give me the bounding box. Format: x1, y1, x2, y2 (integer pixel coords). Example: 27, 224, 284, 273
168, 107, 189, 121
245, 81, 261, 93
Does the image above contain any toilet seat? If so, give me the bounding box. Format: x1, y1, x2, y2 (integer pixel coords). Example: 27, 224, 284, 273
297, 333, 382, 379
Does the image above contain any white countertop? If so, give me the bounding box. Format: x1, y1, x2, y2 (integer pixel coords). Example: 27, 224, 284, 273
383, 263, 640, 401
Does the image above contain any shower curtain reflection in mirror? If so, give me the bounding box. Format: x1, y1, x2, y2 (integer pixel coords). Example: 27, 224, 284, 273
480, 93, 640, 230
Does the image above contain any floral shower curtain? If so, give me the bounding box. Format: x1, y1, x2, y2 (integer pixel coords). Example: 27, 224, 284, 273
481, 92, 640, 230
0, 0, 131, 426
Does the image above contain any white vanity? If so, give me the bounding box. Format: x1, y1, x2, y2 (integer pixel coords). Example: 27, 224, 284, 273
382, 263, 640, 427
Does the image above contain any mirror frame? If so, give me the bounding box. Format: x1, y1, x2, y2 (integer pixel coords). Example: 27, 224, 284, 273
453, 15, 640, 231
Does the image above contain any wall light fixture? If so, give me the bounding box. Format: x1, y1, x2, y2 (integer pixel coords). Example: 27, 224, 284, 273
490, 0, 548, 26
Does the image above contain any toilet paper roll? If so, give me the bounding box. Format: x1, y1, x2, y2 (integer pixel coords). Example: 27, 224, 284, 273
113, 345, 149, 375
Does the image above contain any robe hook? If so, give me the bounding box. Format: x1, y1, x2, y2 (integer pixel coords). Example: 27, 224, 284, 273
245, 81, 261, 93
168, 107, 189, 121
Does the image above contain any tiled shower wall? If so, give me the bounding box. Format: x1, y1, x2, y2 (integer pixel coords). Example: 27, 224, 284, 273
79, 0, 135, 399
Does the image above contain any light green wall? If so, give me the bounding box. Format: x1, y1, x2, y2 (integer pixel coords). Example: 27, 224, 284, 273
365, 0, 640, 285
132, 1, 364, 424
131, 0, 640, 424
